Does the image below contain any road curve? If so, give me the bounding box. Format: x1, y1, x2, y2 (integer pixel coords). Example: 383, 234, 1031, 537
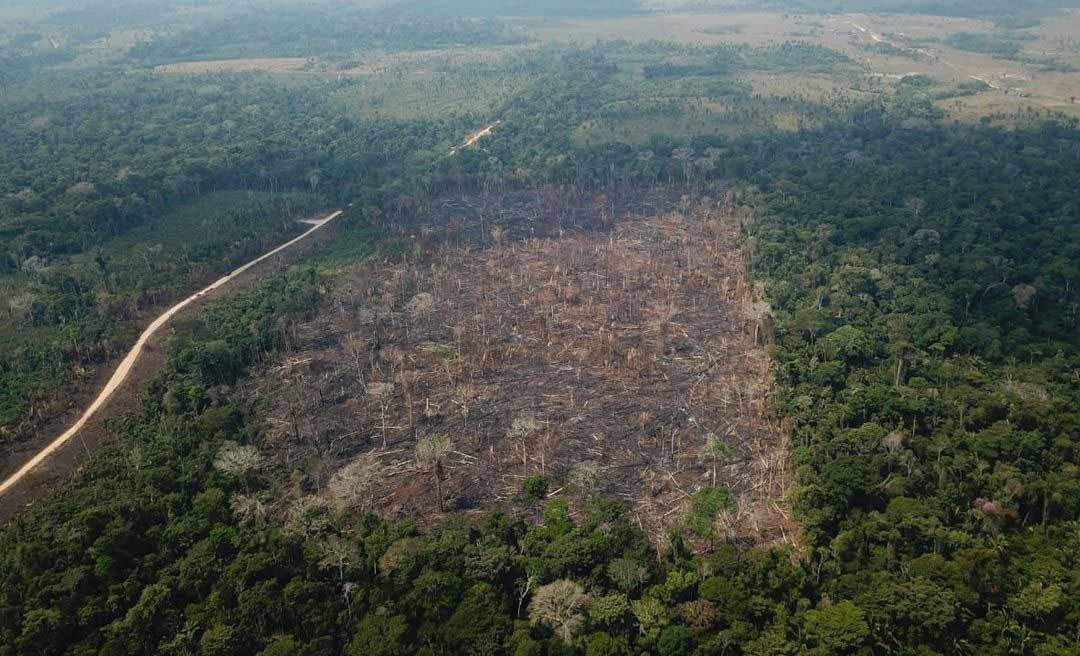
0, 210, 344, 498
449, 121, 500, 156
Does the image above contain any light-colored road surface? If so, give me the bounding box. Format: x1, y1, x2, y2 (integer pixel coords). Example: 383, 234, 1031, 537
0, 210, 343, 498
849, 22, 884, 43
449, 121, 501, 155
968, 75, 1001, 90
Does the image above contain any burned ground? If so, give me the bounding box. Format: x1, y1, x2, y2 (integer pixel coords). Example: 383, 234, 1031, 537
241, 187, 794, 547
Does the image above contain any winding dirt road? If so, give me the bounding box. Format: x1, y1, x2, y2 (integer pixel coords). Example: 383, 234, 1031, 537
0, 210, 343, 498
449, 121, 500, 156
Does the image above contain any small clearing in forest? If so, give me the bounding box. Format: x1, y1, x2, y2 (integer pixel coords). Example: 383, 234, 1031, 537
154, 58, 314, 74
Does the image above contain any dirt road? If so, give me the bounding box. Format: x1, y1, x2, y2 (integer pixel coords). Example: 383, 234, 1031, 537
0, 210, 343, 499
449, 121, 500, 155
850, 22, 885, 43
968, 75, 1001, 90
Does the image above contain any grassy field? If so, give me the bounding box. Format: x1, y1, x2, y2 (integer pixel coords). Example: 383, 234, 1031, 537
148, 46, 531, 121
128, 8, 1080, 130
571, 94, 824, 145
516, 11, 810, 47
328, 51, 534, 120
10, 1, 1080, 124
518, 10, 1080, 123
154, 57, 315, 74
815, 12, 1080, 119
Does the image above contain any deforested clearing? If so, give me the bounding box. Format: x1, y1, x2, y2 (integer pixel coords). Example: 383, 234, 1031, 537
153, 57, 314, 74
242, 188, 794, 547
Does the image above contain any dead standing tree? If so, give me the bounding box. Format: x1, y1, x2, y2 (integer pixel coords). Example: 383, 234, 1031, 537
366, 382, 395, 448
416, 434, 453, 511
241, 188, 791, 544
508, 415, 543, 477
328, 453, 385, 512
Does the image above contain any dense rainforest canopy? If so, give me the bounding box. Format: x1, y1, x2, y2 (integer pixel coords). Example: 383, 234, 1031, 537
4, 109, 1080, 654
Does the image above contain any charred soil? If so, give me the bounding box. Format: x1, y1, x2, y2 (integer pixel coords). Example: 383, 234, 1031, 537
245, 187, 795, 547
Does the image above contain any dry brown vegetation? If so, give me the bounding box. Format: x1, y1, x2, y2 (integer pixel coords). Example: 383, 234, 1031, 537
154, 58, 317, 74
522, 11, 1080, 122
243, 187, 793, 546
153, 47, 517, 77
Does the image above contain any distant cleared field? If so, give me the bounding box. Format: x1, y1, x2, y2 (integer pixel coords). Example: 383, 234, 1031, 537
140, 10, 1080, 130
326, 47, 532, 119
519, 10, 1080, 122
151, 47, 530, 120
572, 96, 824, 146
332, 69, 531, 120
151, 45, 522, 75
517, 12, 813, 47
816, 13, 1080, 118
154, 57, 316, 74
748, 71, 880, 103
